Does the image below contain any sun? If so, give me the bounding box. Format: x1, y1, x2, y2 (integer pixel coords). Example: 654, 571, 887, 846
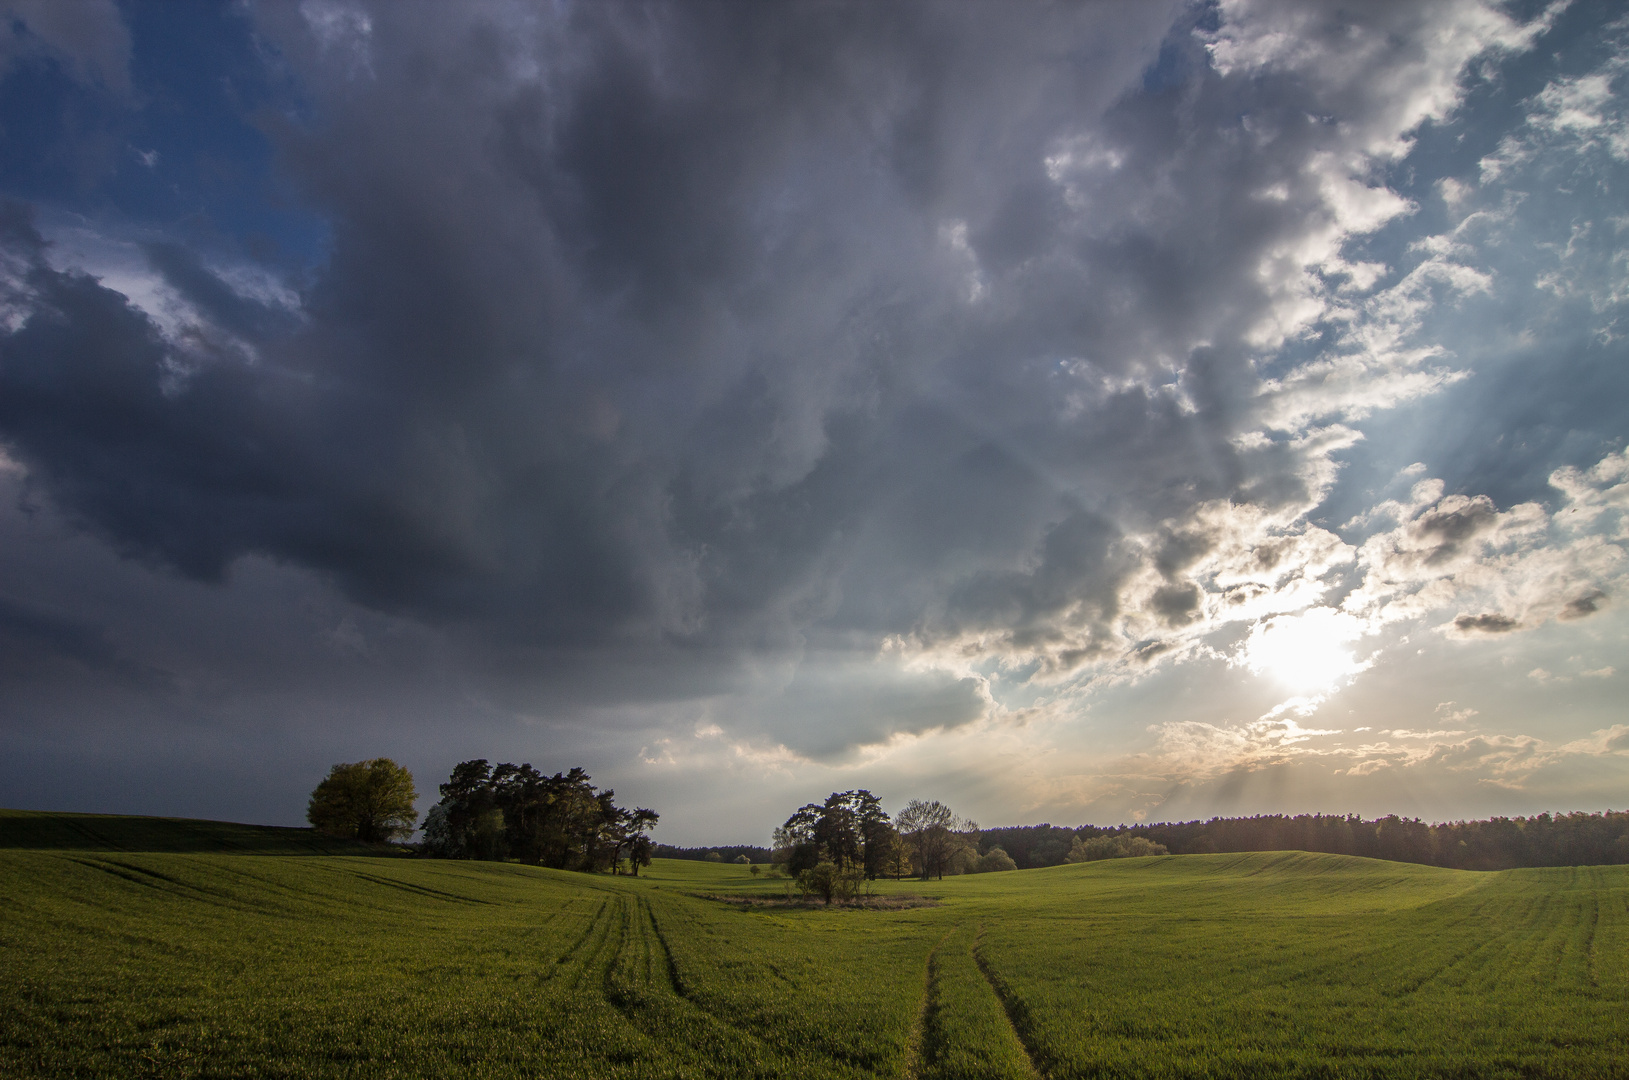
1241, 607, 1369, 694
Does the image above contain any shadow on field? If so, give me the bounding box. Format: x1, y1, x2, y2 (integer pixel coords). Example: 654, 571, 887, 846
0, 808, 398, 855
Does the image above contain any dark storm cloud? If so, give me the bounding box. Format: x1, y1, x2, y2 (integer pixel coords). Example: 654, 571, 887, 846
0, 595, 142, 681
4, 1, 1188, 649
0, 0, 130, 93
717, 658, 991, 762
931, 508, 1133, 671
0, 201, 484, 605
140, 241, 302, 343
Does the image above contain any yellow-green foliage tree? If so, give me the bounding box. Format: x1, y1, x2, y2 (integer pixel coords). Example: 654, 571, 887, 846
307, 758, 418, 843
1067, 834, 1168, 862
973, 846, 1018, 872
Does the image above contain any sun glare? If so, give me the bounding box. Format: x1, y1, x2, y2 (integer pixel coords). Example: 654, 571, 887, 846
1242, 607, 1368, 694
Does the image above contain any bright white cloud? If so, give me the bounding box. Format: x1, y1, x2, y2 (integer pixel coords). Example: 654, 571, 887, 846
1344, 449, 1628, 635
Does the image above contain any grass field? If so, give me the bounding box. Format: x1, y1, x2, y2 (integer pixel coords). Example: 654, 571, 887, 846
2, 812, 1626, 1078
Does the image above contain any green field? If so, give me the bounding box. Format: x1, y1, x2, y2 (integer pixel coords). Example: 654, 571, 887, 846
2, 812, 1626, 1078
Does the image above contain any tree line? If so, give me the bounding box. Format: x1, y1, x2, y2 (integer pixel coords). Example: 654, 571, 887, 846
769, 799, 1628, 891
974, 812, 1629, 870
306, 759, 1628, 876
653, 844, 772, 863
1112, 811, 1629, 870
770, 792, 1024, 902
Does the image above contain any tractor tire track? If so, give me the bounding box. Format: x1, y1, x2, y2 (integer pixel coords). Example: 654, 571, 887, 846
1380, 903, 1506, 998
642, 896, 693, 1000
902, 929, 955, 1080
601, 894, 639, 1006
971, 924, 1045, 1080
68, 858, 237, 905
605, 894, 794, 1077
549, 897, 612, 992
338, 869, 497, 904
1583, 888, 1602, 987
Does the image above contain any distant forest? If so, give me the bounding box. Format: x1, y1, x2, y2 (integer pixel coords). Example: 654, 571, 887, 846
653, 844, 772, 863
978, 811, 1629, 871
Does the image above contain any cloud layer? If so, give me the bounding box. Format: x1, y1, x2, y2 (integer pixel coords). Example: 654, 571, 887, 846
0, 0, 1625, 837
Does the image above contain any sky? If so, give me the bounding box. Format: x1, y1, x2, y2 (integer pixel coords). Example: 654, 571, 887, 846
1, 0, 1626, 846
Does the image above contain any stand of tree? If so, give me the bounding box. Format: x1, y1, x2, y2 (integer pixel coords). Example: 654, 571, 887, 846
974, 811, 1629, 870
772, 792, 991, 885
652, 844, 772, 863
775, 790, 900, 879
419, 760, 658, 874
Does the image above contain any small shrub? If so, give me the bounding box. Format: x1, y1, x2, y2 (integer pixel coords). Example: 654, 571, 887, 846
795, 861, 865, 904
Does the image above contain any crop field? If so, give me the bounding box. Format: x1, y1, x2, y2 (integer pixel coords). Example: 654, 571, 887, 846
2, 813, 1627, 1078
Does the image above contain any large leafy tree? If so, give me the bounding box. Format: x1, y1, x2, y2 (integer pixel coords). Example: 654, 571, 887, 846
774, 790, 897, 879
307, 758, 419, 843
615, 806, 660, 876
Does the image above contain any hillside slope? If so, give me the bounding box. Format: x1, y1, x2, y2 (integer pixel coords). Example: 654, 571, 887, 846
0, 808, 389, 854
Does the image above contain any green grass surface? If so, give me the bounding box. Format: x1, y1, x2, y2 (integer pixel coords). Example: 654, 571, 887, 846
2, 816, 1626, 1078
